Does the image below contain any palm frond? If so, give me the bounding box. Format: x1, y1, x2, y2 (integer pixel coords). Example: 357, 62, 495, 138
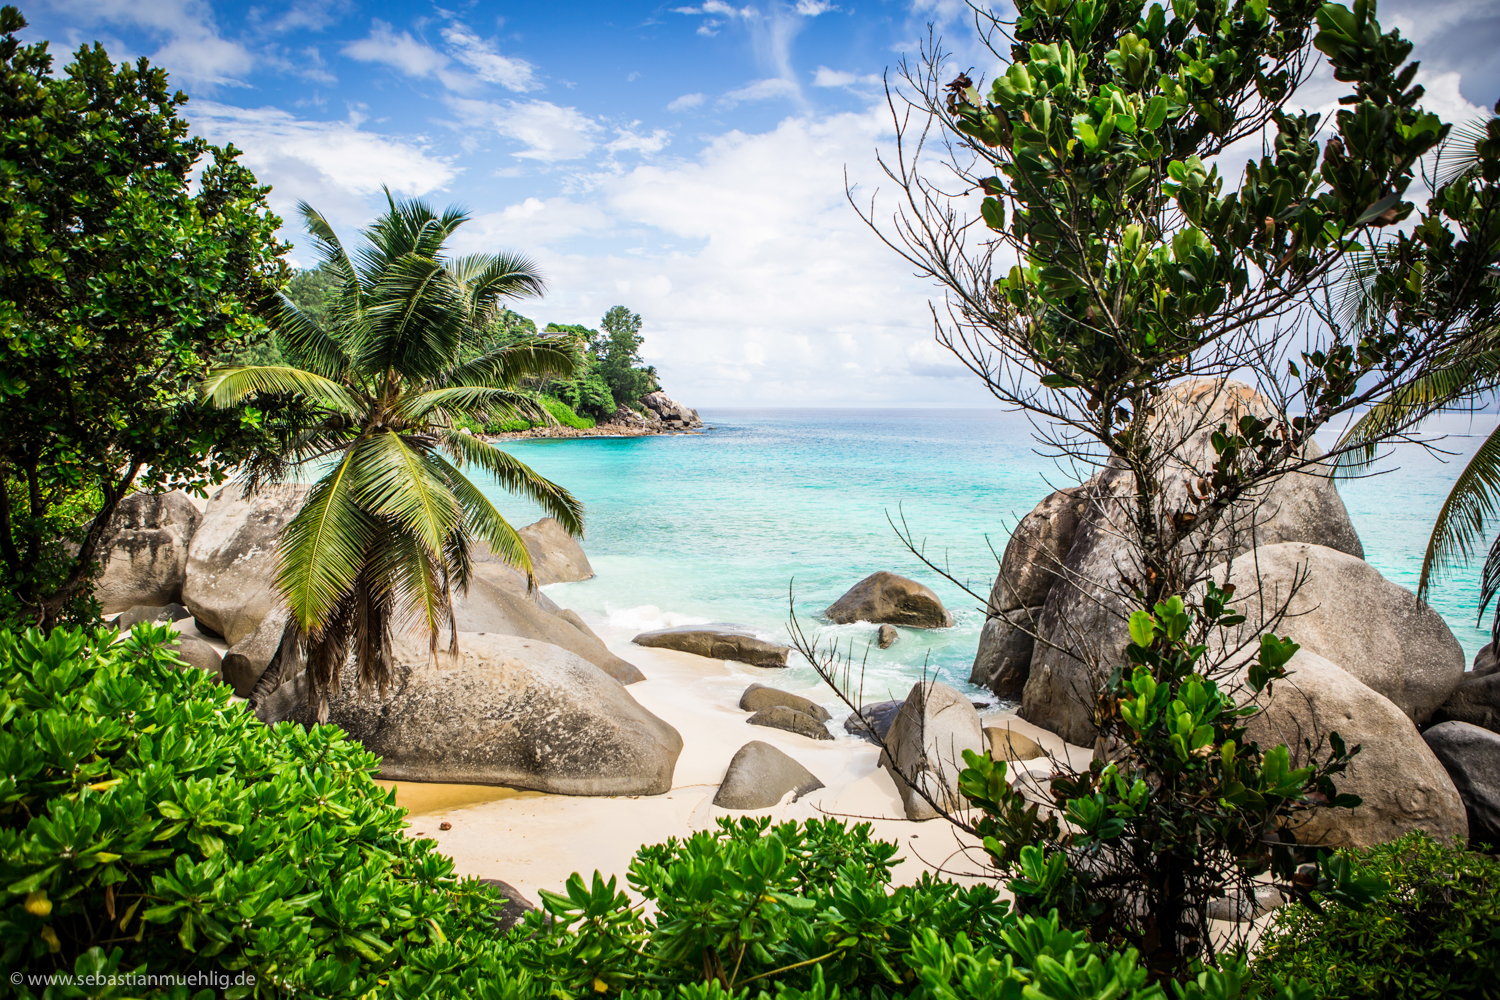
266, 289, 351, 376
276, 449, 375, 632
393, 385, 549, 426
428, 451, 536, 589
361, 254, 468, 380
440, 430, 585, 537
202, 365, 363, 415
449, 251, 547, 326
442, 335, 581, 389
1417, 421, 1500, 600
299, 202, 367, 299
1479, 532, 1500, 647
351, 432, 463, 561
1435, 117, 1498, 187
368, 524, 449, 652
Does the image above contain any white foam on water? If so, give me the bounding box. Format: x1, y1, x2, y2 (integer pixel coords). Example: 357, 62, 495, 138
604, 604, 712, 632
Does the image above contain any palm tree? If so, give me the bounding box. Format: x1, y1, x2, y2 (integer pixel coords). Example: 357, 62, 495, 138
204, 194, 584, 718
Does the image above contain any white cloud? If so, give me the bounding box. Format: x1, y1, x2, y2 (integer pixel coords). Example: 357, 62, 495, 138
608, 128, 672, 155
186, 101, 457, 236
668, 92, 706, 111
457, 197, 613, 250
720, 77, 801, 106
342, 20, 448, 78
343, 18, 538, 94
440, 23, 539, 92
40, 0, 253, 86
449, 98, 601, 161
812, 66, 881, 87
794, 1, 839, 14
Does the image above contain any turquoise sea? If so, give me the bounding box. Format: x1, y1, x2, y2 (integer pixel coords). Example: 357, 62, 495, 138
483, 408, 1497, 706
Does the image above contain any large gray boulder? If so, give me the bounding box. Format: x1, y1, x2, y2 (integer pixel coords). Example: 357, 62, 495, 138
970, 606, 1040, 699
713, 741, 824, 809
987, 487, 1090, 615
880, 681, 984, 821
825, 572, 953, 629
632, 625, 789, 667
221, 607, 295, 698
93, 491, 202, 614
453, 563, 644, 684
113, 603, 191, 631
182, 484, 311, 646
739, 683, 831, 721
640, 391, 702, 429
166, 632, 223, 678
273, 632, 682, 795
1431, 644, 1500, 733
1247, 650, 1467, 849
1210, 543, 1464, 724
1021, 380, 1365, 745
1422, 721, 1500, 846
516, 518, 594, 585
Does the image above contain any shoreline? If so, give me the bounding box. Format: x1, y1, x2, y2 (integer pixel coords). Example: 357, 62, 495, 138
479, 425, 705, 443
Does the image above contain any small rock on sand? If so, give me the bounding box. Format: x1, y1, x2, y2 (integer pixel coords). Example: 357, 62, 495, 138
739, 683, 831, 721
713, 741, 825, 809
747, 705, 833, 741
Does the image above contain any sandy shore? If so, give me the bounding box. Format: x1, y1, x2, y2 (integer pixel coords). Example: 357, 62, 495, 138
379, 619, 1092, 904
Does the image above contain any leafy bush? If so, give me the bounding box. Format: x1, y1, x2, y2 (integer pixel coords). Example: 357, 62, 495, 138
474, 395, 596, 434
1253, 833, 1500, 999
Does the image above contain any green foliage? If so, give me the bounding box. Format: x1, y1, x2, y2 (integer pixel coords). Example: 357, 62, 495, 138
468, 396, 596, 434
209, 195, 583, 715
597, 306, 660, 411
1253, 833, 1500, 999
0, 7, 290, 629
0, 480, 102, 631
956, 585, 1381, 980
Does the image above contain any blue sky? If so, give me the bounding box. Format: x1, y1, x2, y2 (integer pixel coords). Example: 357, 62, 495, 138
20, 0, 1498, 408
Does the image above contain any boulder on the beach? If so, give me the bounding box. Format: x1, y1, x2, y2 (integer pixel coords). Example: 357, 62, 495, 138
738, 683, 831, 722
476, 879, 536, 934
113, 602, 192, 631
632, 624, 790, 668
987, 486, 1090, 615
1021, 380, 1365, 745
182, 483, 311, 646
747, 706, 833, 741
455, 563, 644, 684
166, 633, 222, 678
825, 572, 953, 629
1211, 543, 1464, 725
269, 632, 682, 795
640, 391, 703, 429
881, 681, 984, 821
877, 624, 898, 649
970, 607, 1040, 699
1423, 721, 1500, 846
984, 726, 1047, 762
508, 517, 595, 585
92, 491, 202, 614
844, 700, 904, 744
558, 609, 604, 644
1247, 650, 1467, 849
221, 607, 295, 698
713, 741, 825, 809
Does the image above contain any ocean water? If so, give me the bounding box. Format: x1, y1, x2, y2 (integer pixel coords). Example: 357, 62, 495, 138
480, 408, 1497, 705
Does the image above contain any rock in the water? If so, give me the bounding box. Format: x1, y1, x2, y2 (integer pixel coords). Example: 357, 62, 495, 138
476, 879, 536, 934
516, 518, 594, 585
984, 726, 1046, 762
825, 572, 953, 629
881, 681, 984, 820
877, 624, 898, 649
747, 706, 833, 741
970, 607, 1040, 699
454, 564, 644, 684
182, 484, 311, 646
275, 632, 682, 794
1247, 650, 1467, 849
640, 391, 702, 429
1422, 722, 1500, 846
713, 741, 825, 809
844, 700, 905, 743
632, 624, 790, 667
1022, 380, 1366, 745
739, 683, 831, 721
92, 491, 202, 614
167, 633, 222, 678
988, 487, 1090, 615
1212, 543, 1464, 724
221, 607, 295, 698
114, 602, 192, 631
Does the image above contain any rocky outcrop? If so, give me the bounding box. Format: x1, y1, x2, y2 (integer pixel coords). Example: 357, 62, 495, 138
713, 741, 824, 809
182, 484, 311, 646
1247, 651, 1467, 849
1019, 381, 1366, 745
880, 681, 984, 821
747, 706, 833, 741
844, 700, 904, 743
270, 632, 682, 795
514, 518, 595, 585
1210, 543, 1464, 725
1431, 644, 1500, 733
640, 391, 702, 429
454, 564, 644, 684
825, 572, 953, 629
93, 491, 202, 614
877, 624, 898, 649
632, 625, 789, 667
969, 607, 1039, 699
988, 487, 1090, 615
738, 683, 830, 721
984, 726, 1046, 762
1422, 721, 1500, 846
221, 608, 296, 698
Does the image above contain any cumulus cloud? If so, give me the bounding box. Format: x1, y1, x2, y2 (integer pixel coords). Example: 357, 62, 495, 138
668, 92, 706, 111
40, 0, 253, 86
449, 98, 601, 161
607, 127, 672, 155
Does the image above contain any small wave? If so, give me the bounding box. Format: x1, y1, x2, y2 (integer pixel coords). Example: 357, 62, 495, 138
604, 604, 713, 632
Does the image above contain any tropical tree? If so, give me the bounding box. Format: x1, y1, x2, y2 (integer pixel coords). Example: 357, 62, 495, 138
203, 196, 584, 718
